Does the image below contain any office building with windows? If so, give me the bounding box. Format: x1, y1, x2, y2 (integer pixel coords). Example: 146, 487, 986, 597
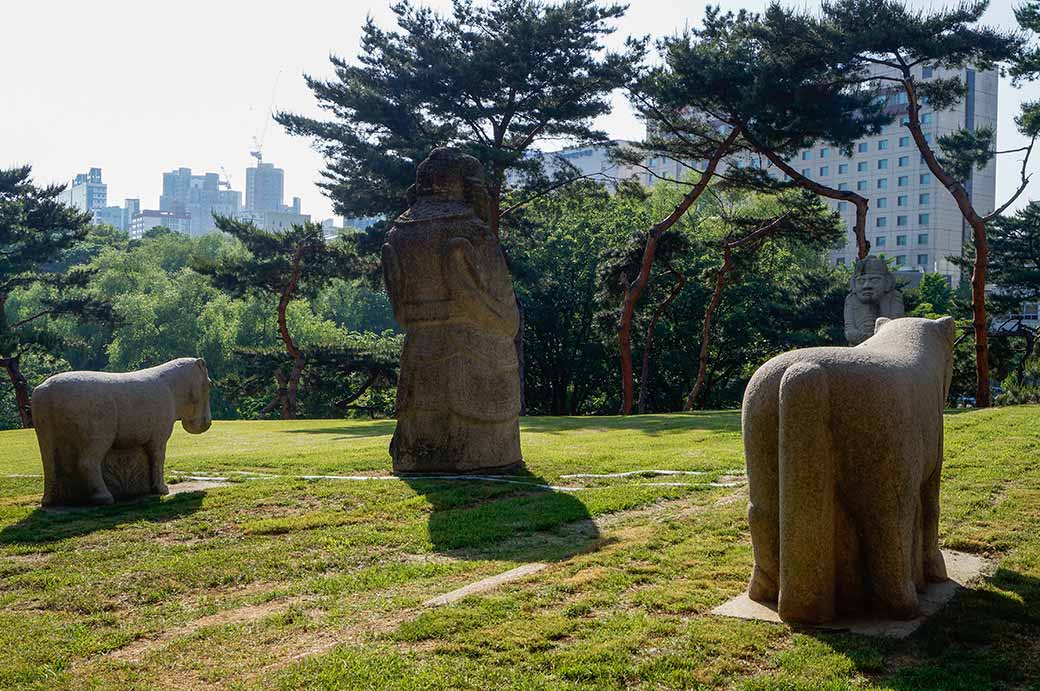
63, 167, 108, 218
160, 168, 241, 236
245, 162, 285, 213
798, 64, 997, 283
128, 209, 192, 240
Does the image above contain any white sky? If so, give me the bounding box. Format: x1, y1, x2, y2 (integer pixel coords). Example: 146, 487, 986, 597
1, 0, 1035, 223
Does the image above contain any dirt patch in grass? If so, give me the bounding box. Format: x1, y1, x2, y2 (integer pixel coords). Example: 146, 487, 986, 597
107, 598, 302, 663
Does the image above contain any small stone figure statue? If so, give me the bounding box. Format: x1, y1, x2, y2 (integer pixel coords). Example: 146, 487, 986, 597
844, 256, 905, 345
382, 148, 522, 474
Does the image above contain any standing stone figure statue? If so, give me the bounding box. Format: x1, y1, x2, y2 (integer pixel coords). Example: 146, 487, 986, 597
844, 256, 905, 345
33, 358, 213, 506
382, 147, 522, 474
742, 316, 956, 624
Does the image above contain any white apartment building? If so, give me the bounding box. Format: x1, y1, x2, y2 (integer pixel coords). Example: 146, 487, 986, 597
798, 64, 997, 283
642, 65, 997, 284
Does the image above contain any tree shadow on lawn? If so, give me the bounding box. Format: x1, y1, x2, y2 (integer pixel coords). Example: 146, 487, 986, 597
806, 567, 1040, 690
0, 491, 205, 544
518, 411, 741, 436
277, 420, 397, 439
401, 468, 604, 563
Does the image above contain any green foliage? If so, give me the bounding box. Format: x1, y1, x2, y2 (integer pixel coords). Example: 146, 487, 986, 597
276, 0, 643, 233
988, 202, 1040, 306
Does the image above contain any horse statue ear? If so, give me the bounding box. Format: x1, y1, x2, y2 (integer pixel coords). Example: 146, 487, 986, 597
195, 358, 208, 373
875, 317, 892, 332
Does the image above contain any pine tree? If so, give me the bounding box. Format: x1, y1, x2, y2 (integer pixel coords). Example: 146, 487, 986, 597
819, 0, 1034, 407
0, 166, 112, 427
275, 0, 644, 240
192, 218, 363, 419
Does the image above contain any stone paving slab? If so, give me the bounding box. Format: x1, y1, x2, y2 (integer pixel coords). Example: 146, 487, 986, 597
424, 563, 548, 606
711, 550, 993, 638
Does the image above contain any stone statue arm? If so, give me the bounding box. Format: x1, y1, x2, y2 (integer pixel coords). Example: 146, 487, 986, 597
444, 237, 519, 336
381, 243, 403, 322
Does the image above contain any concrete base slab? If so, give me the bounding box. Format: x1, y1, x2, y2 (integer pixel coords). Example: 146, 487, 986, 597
711, 550, 993, 638
425, 563, 548, 606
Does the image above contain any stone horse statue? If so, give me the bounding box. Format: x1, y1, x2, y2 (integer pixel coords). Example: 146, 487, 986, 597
32, 358, 213, 506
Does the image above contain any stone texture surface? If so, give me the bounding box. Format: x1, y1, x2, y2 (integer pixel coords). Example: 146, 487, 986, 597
741, 317, 956, 624
32, 358, 213, 506
713, 550, 991, 638
382, 147, 522, 473
844, 256, 905, 345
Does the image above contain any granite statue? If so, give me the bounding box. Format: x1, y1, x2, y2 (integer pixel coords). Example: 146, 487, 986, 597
844, 256, 905, 345
742, 316, 956, 624
33, 358, 213, 506
382, 147, 522, 473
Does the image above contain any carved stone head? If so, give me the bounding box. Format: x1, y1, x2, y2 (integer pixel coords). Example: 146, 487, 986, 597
405, 147, 491, 223
850, 256, 895, 305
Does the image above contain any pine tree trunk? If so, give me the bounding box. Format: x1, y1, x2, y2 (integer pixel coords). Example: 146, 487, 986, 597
617, 129, 739, 415
686, 251, 732, 411
2, 357, 33, 428
638, 264, 685, 414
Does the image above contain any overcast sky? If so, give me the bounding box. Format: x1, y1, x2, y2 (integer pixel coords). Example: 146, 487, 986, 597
1, 0, 1035, 223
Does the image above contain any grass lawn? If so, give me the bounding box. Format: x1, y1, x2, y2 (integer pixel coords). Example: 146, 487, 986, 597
0, 407, 1038, 690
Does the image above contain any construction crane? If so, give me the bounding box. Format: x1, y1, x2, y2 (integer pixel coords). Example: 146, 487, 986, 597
218, 166, 233, 190
249, 69, 282, 168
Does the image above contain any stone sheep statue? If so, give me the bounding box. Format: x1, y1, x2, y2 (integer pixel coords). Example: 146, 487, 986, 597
32, 358, 213, 506
742, 316, 956, 624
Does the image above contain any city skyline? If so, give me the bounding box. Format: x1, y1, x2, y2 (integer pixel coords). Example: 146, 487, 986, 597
2, 0, 1035, 225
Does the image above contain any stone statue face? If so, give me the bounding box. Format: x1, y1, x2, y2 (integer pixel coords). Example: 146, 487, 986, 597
853, 271, 886, 304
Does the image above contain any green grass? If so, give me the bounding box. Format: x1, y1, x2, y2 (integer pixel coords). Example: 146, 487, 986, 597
0, 408, 1038, 690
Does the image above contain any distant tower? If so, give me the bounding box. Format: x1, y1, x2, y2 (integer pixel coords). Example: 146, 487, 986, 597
246, 162, 285, 212
64, 167, 108, 215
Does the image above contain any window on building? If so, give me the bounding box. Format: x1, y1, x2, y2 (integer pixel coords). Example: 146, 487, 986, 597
878, 159, 889, 169
924, 133, 933, 144
921, 112, 933, 124
899, 136, 910, 147
897, 92, 909, 104
918, 232, 929, 244
838, 182, 849, 191
802, 151, 812, 160
802, 168, 811, 176
837, 201, 847, 212
898, 156, 909, 167
857, 161, 867, 172
877, 178, 888, 189
919, 193, 930, 204
838, 163, 849, 174
918, 253, 929, 265
878, 139, 889, 150
877, 216, 888, 227
820, 147, 830, 158
820, 166, 829, 176
857, 180, 868, 191
922, 66, 933, 79
877, 197, 888, 208
876, 236, 887, 247
898, 195, 908, 206
897, 215, 908, 226
919, 213, 930, 225
897, 235, 907, 246
896, 255, 907, 266
858, 142, 868, 153
836, 256, 846, 266
898, 175, 909, 187
920, 173, 932, 184
901, 116, 910, 125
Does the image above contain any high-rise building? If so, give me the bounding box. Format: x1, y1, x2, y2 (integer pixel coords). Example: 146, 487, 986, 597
63, 167, 108, 218
159, 167, 241, 236
245, 162, 284, 212
122, 198, 140, 231
640, 65, 996, 284
794, 64, 996, 283
94, 206, 124, 229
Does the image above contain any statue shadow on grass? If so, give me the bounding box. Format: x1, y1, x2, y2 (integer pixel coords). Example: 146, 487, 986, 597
277, 420, 398, 439
0, 491, 205, 545
400, 467, 605, 563
800, 566, 1040, 689
519, 411, 741, 436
